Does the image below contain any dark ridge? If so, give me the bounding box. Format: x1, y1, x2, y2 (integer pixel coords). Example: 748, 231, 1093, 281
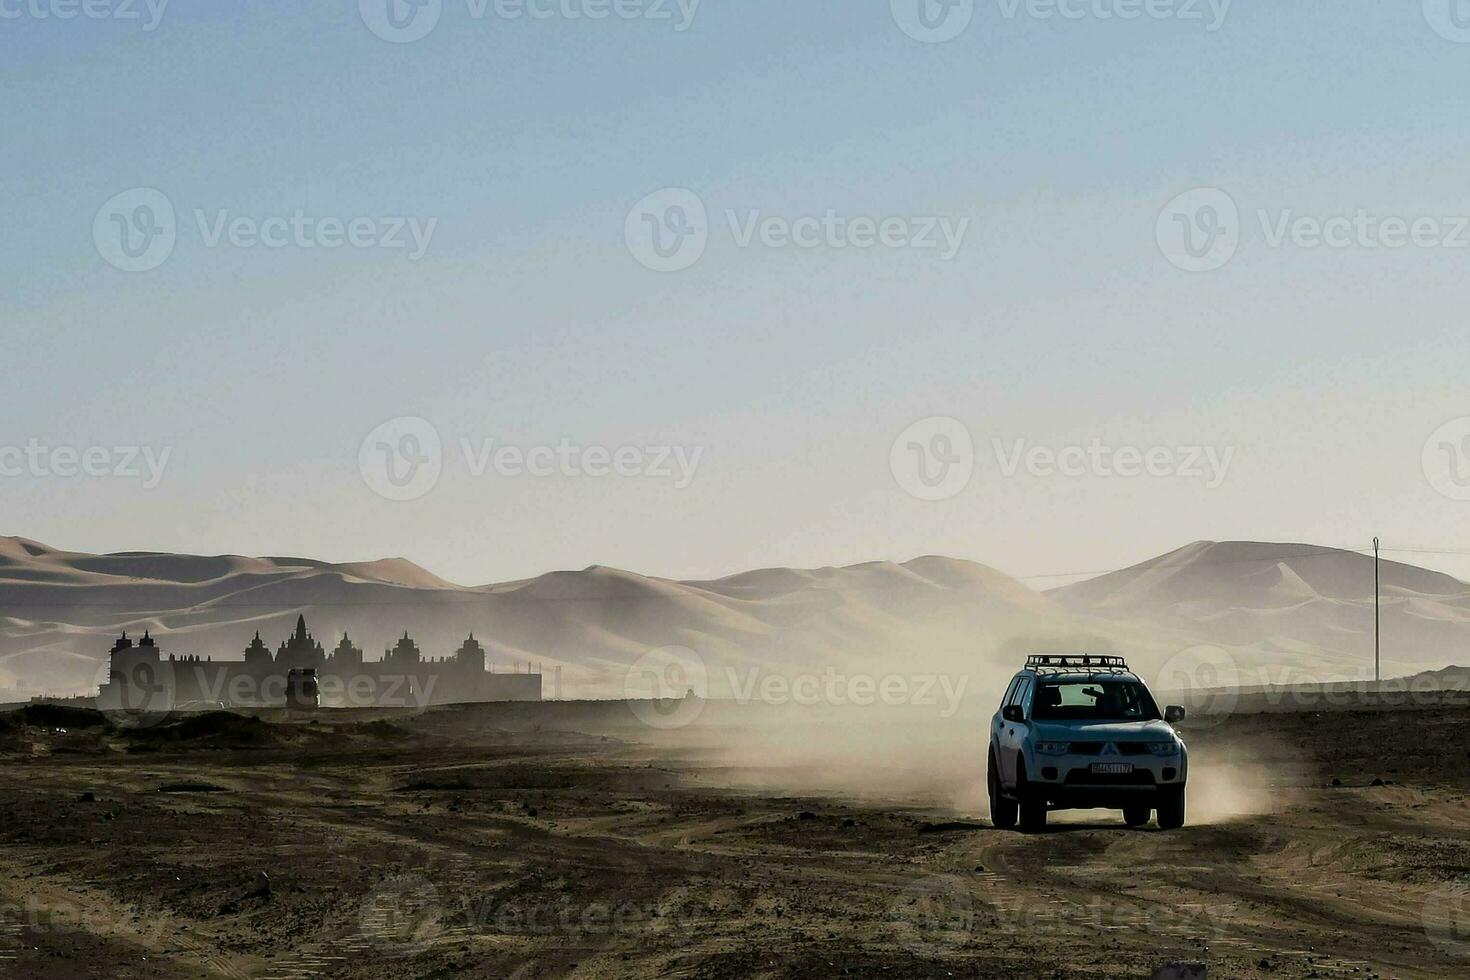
18, 704, 108, 729
361, 719, 413, 739
918, 820, 989, 835
125, 711, 274, 747
395, 779, 473, 792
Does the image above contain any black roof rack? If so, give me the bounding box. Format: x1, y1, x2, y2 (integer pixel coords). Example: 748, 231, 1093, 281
1024, 654, 1130, 673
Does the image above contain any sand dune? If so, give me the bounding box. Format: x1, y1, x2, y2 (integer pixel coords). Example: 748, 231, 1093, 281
1049, 540, 1470, 679
0, 538, 1059, 696
5, 536, 1470, 698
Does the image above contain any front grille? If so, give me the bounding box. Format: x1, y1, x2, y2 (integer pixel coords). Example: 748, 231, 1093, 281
1063, 741, 1149, 757
1064, 768, 1156, 786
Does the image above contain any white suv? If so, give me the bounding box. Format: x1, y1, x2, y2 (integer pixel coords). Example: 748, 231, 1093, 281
987, 655, 1188, 832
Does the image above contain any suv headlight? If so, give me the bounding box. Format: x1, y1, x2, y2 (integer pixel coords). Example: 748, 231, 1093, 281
1147, 740, 1180, 757
1035, 741, 1071, 755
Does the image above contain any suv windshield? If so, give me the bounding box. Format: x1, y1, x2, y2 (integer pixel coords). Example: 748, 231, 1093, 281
1031, 679, 1161, 722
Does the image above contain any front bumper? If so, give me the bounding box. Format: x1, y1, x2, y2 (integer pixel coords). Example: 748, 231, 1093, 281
1029, 751, 1187, 808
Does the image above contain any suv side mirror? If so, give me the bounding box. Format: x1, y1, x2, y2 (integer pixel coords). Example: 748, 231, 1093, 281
1002, 704, 1025, 723
1164, 705, 1186, 724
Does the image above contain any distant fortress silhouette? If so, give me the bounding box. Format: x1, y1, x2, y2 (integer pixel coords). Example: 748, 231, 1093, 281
97, 615, 541, 711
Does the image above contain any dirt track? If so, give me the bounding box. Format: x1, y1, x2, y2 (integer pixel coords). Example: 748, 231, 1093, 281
1, 702, 1468, 979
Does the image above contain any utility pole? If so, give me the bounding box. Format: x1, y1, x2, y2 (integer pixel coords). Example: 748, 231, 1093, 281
1364, 537, 1375, 690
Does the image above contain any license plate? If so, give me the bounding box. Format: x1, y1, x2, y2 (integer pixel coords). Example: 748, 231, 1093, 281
1091, 763, 1133, 775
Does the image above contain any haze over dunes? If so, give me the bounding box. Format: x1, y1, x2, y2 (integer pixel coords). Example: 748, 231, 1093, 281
0, 537, 1055, 696
1048, 541, 1470, 680
1, 536, 1467, 697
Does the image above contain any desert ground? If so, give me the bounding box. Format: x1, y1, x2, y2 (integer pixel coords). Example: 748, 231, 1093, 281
1, 696, 1469, 979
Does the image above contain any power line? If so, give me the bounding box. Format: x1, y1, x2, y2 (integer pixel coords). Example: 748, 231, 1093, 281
1375, 537, 1381, 684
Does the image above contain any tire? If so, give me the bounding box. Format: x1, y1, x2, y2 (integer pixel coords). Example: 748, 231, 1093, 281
1016, 761, 1047, 833
1123, 804, 1151, 828
988, 753, 1017, 829
1157, 786, 1185, 830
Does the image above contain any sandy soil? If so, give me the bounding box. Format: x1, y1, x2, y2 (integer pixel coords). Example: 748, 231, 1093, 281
1, 701, 1468, 979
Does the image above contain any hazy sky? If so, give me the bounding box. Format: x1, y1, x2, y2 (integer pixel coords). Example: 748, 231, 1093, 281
7, 0, 1470, 586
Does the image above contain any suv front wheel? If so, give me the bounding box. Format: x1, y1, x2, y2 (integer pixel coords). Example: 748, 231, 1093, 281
1123, 804, 1151, 827
1157, 786, 1185, 830
988, 752, 1017, 829
1016, 760, 1047, 833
